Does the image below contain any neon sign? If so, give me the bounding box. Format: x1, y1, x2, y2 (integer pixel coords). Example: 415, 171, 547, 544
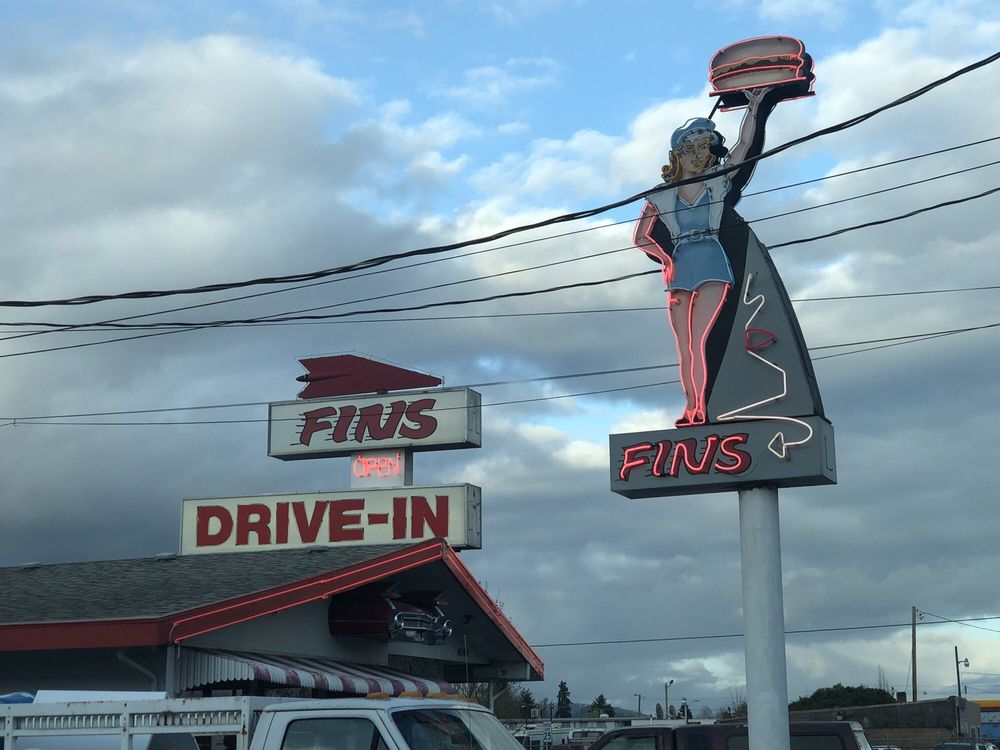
353, 452, 403, 479
611, 35, 835, 499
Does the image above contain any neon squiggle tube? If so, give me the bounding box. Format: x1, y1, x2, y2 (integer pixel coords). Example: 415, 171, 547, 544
716, 272, 813, 459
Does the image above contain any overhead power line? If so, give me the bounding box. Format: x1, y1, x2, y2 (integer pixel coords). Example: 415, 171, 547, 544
4, 317, 998, 425
6, 282, 992, 332
0, 50, 996, 310
12, 178, 994, 342
529, 614, 1000, 649
8, 156, 1000, 336
4, 136, 998, 350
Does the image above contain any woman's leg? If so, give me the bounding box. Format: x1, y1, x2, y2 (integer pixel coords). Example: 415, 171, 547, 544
666, 290, 696, 416
689, 281, 730, 420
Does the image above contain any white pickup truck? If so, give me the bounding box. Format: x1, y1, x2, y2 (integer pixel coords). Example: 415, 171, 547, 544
0, 694, 517, 750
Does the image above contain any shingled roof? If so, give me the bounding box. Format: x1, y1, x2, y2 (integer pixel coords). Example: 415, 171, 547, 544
0, 539, 544, 679
0, 544, 402, 623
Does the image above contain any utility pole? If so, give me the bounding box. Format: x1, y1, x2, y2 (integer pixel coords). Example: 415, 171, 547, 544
955, 646, 969, 736
912, 606, 918, 702
664, 680, 673, 718
634, 693, 642, 716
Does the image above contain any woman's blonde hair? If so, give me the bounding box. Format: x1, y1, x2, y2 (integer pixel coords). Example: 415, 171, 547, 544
661, 150, 681, 183
660, 135, 723, 183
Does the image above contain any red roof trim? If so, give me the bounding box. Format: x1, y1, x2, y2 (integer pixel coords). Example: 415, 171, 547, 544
169, 541, 445, 642
439, 545, 544, 677
0, 538, 543, 679
0, 618, 168, 651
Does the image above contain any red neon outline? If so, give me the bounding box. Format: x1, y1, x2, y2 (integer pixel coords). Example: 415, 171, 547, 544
634, 200, 673, 284
669, 435, 720, 477
706, 35, 815, 107
619, 442, 654, 481
707, 36, 806, 83
665, 292, 691, 416
171, 550, 440, 643
712, 65, 804, 83
439, 545, 545, 676
651, 440, 672, 478
168, 542, 442, 641
0, 538, 543, 674
745, 327, 776, 351
714, 433, 752, 474
690, 283, 729, 420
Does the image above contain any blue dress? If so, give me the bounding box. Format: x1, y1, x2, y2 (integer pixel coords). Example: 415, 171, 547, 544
669, 190, 734, 292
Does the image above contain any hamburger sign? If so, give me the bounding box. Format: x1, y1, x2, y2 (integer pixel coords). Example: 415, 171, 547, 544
610, 35, 834, 498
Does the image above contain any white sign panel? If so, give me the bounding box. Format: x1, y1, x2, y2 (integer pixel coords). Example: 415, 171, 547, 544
268, 387, 482, 460
180, 485, 481, 555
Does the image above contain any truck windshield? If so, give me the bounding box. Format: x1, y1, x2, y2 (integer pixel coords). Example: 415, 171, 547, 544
392, 708, 525, 750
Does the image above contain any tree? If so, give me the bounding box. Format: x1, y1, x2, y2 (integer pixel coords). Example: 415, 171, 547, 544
668, 704, 677, 719
491, 684, 537, 721
677, 702, 692, 720
655, 703, 664, 720
556, 681, 573, 718
723, 688, 747, 718
520, 687, 538, 717
589, 694, 615, 717
788, 683, 895, 711
453, 682, 490, 708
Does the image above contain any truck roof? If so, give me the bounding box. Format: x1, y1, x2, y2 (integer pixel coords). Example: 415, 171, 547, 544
260, 697, 489, 713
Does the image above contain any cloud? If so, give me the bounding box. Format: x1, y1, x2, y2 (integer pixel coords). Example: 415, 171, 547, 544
3, 0, 1000, 722
757, 0, 847, 26
432, 57, 560, 110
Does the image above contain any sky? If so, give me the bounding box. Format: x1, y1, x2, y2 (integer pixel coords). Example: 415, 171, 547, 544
1, 0, 1000, 718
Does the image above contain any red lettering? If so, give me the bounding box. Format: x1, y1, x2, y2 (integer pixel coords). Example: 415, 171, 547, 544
392, 497, 407, 539
275, 502, 289, 544
292, 501, 328, 543
236, 504, 271, 546
329, 499, 365, 542
619, 442, 654, 481
651, 440, 673, 477
299, 407, 336, 446
331, 405, 356, 443
715, 433, 752, 474
354, 401, 406, 441
411, 495, 449, 539
196, 506, 233, 547
669, 436, 719, 476
399, 398, 438, 439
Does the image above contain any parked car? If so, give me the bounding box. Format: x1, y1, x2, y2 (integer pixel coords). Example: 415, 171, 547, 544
587, 721, 873, 750
933, 742, 996, 750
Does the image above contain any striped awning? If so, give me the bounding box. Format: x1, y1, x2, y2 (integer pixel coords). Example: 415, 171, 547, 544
178, 648, 454, 697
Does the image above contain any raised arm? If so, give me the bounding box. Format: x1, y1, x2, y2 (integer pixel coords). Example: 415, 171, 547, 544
727, 87, 771, 165
724, 87, 778, 200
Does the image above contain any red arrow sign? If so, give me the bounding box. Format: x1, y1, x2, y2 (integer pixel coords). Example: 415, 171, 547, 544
296, 354, 443, 399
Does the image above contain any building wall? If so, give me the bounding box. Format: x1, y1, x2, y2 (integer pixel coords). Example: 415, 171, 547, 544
188, 598, 387, 662
789, 697, 982, 750
0, 647, 167, 693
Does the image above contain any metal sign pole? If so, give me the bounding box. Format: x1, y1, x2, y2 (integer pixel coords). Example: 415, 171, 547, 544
739, 485, 790, 750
